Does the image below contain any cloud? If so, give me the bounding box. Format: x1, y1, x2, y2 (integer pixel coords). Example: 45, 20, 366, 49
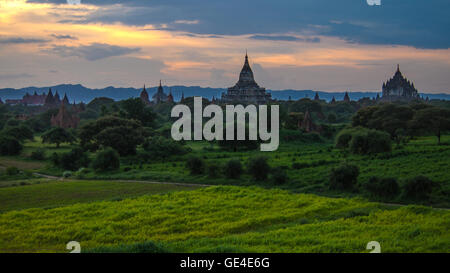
50, 34, 78, 40
0, 36, 49, 44
46, 43, 141, 61
27, 0, 450, 49
249, 35, 320, 43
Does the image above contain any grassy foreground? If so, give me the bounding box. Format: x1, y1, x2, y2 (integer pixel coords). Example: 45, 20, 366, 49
0, 186, 448, 253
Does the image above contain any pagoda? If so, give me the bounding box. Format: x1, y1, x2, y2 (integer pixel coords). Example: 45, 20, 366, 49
221, 53, 271, 104
382, 65, 419, 101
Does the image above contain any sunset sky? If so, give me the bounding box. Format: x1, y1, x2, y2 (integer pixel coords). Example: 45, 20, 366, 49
0, 0, 449, 93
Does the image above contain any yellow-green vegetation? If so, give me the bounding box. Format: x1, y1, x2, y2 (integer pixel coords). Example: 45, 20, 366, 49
0, 179, 201, 212
0, 186, 448, 253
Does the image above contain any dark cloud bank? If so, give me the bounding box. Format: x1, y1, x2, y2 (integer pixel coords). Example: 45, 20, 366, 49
28, 0, 450, 49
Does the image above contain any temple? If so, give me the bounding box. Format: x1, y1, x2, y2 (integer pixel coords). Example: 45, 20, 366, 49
153, 80, 168, 104
50, 103, 80, 129
221, 53, 271, 104
381, 65, 419, 101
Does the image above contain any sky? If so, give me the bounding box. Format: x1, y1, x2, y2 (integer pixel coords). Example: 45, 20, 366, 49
0, 0, 449, 93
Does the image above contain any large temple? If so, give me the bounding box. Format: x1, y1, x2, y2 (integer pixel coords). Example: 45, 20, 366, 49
221, 53, 271, 104
381, 65, 420, 101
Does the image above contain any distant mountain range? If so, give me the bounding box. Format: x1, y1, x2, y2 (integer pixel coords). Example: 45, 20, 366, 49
0, 84, 449, 103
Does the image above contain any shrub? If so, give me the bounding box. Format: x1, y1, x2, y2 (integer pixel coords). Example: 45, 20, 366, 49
142, 136, 189, 160
30, 148, 46, 160
335, 128, 358, 149
207, 162, 221, 178
2, 125, 34, 142
349, 129, 391, 155
58, 147, 90, 171
75, 168, 90, 179
363, 177, 399, 198
224, 159, 243, 179
91, 148, 120, 172
0, 136, 22, 156
329, 163, 359, 190
186, 156, 205, 175
403, 176, 435, 200
62, 171, 73, 178
271, 167, 288, 184
6, 166, 19, 176
248, 156, 270, 181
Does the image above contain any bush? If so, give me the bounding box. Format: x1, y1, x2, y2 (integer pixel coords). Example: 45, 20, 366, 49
186, 156, 205, 175
75, 168, 90, 179
403, 176, 435, 200
30, 148, 46, 160
57, 147, 90, 171
271, 167, 288, 184
349, 129, 391, 155
248, 156, 270, 181
207, 162, 221, 178
329, 163, 359, 190
91, 148, 120, 172
224, 160, 243, 179
6, 166, 19, 176
0, 136, 22, 156
62, 171, 73, 178
142, 136, 189, 160
2, 125, 34, 142
363, 177, 399, 198
335, 128, 358, 149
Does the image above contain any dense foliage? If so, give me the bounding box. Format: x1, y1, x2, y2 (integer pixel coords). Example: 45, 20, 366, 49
42, 127, 76, 147
329, 163, 359, 190
92, 148, 120, 172
247, 156, 270, 181
0, 136, 22, 156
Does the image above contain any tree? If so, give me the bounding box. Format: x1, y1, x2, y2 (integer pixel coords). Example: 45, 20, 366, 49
0, 136, 22, 155
78, 116, 145, 154
2, 124, 33, 142
121, 98, 156, 127
410, 107, 450, 144
95, 126, 144, 156
92, 148, 120, 171
349, 129, 391, 155
352, 104, 415, 142
42, 127, 76, 148
55, 147, 90, 171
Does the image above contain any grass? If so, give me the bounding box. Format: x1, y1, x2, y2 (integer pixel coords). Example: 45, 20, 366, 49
0, 179, 201, 213
31, 135, 450, 207
5, 135, 449, 207
0, 186, 448, 253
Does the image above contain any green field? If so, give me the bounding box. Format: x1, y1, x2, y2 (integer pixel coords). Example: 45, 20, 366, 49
0, 186, 448, 253
0, 179, 201, 213
25, 135, 450, 207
